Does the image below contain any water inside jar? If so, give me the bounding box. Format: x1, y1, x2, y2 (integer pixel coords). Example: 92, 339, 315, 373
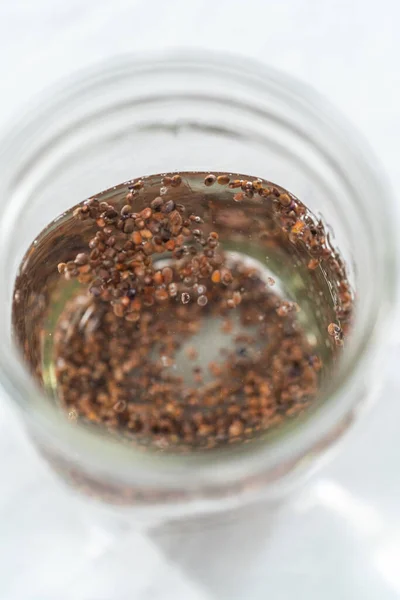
12, 171, 351, 452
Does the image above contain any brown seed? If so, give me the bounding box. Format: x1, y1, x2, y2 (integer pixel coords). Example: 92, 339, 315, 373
125, 312, 140, 322
121, 205, 132, 216
79, 264, 91, 274
151, 197, 164, 211
74, 253, 88, 266
328, 323, 341, 337
123, 219, 135, 233
309, 355, 322, 371
132, 231, 143, 245
162, 267, 173, 284
279, 193, 292, 207
229, 179, 243, 189
141, 229, 153, 240
252, 179, 263, 191
229, 420, 244, 437
143, 242, 154, 255
163, 200, 176, 214
105, 208, 118, 220
204, 174, 217, 186
292, 220, 305, 234
221, 269, 233, 284
211, 270, 221, 283
105, 237, 116, 248
171, 174, 182, 187
57, 263, 66, 274
140, 207, 152, 220
165, 239, 176, 251
233, 192, 244, 202
131, 180, 144, 190
276, 304, 288, 317
169, 210, 183, 235
89, 285, 102, 297
155, 289, 169, 302
113, 303, 125, 317
308, 258, 319, 270
198, 424, 213, 437
72, 207, 83, 219
153, 271, 164, 286
217, 174, 230, 185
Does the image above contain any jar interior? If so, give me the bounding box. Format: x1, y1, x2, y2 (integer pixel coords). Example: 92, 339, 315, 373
0, 56, 394, 495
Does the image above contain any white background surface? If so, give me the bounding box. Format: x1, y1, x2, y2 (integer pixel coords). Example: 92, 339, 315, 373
1, 1, 400, 599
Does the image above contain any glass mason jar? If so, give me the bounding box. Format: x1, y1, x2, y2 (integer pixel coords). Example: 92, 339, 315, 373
0, 51, 396, 535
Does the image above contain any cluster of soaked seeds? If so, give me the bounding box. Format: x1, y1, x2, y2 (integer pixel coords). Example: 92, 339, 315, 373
50, 172, 351, 451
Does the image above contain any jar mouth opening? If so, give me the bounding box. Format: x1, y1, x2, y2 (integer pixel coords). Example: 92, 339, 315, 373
0, 50, 397, 491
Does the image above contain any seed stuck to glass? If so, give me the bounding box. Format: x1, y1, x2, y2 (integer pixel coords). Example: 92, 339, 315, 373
204, 174, 217, 186
308, 258, 319, 270
229, 180, 242, 189
292, 220, 305, 234
171, 174, 182, 187
327, 322, 341, 337
217, 174, 230, 185
233, 192, 244, 202
279, 193, 292, 207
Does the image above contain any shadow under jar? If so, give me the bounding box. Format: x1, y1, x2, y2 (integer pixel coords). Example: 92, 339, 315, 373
0, 52, 396, 520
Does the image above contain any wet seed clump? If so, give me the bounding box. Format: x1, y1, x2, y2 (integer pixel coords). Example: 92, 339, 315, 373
12, 172, 352, 452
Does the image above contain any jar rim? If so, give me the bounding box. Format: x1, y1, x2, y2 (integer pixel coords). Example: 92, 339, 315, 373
0, 50, 397, 498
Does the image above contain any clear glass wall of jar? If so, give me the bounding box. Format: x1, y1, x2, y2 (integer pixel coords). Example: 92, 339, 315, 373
0, 52, 396, 532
